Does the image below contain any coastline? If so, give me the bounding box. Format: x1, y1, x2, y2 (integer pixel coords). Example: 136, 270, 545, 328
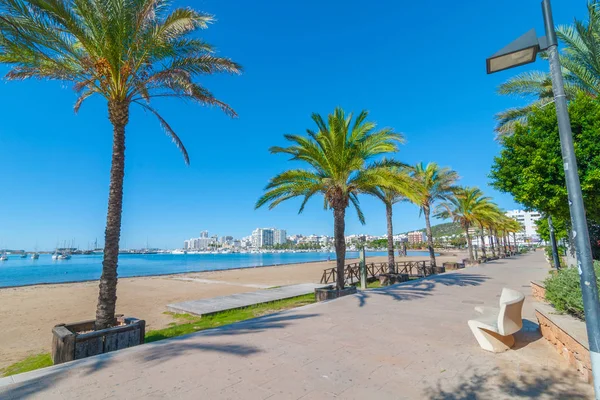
0, 250, 445, 289
0, 257, 338, 290
0, 252, 464, 371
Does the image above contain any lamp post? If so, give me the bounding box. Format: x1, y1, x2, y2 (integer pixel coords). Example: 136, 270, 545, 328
487, 0, 600, 395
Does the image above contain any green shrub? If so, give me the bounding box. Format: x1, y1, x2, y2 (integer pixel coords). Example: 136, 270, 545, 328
544, 261, 600, 319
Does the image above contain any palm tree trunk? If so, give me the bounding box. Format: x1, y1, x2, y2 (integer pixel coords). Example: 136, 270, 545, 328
478, 223, 487, 259
386, 202, 395, 274
95, 101, 129, 330
423, 205, 436, 268
333, 206, 346, 290
489, 229, 496, 257
465, 226, 474, 261
513, 233, 517, 251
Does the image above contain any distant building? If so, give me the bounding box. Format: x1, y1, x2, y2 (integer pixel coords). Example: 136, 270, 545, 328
407, 231, 426, 244
220, 236, 233, 244
184, 231, 216, 250
274, 229, 287, 245
505, 210, 542, 243
252, 228, 275, 248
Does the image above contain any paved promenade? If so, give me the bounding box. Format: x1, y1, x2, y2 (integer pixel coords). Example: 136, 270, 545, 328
0, 252, 593, 399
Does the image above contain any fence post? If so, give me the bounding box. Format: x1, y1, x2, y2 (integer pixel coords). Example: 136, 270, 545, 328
359, 247, 367, 289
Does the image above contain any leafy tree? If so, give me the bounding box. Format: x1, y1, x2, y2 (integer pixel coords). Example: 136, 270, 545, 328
490, 94, 600, 260
410, 163, 459, 268
256, 108, 404, 290
0, 0, 241, 329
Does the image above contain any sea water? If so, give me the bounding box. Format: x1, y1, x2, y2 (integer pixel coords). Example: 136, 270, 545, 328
0, 251, 433, 288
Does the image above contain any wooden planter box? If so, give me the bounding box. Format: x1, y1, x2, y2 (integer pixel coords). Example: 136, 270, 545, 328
433, 266, 446, 274
442, 262, 461, 270
463, 259, 480, 267
52, 315, 145, 365
314, 285, 357, 302
378, 273, 410, 286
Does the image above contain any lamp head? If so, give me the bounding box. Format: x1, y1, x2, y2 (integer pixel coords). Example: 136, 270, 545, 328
486, 29, 541, 74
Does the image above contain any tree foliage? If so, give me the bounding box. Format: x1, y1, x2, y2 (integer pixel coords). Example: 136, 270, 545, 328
490, 94, 600, 223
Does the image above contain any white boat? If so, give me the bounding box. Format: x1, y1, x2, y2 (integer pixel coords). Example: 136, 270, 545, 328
58, 253, 71, 260
171, 249, 187, 255
0, 254, 8, 261
31, 253, 39, 260
20, 253, 27, 258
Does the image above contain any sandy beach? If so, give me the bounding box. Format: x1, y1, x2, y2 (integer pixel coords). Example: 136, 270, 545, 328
0, 252, 464, 370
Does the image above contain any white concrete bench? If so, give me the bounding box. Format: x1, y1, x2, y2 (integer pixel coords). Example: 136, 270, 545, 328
468, 288, 525, 352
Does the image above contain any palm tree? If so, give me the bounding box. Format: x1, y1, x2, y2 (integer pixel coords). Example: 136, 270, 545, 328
475, 205, 504, 260
410, 163, 458, 268
256, 108, 404, 290
366, 167, 417, 273
0, 0, 241, 329
494, 1, 600, 136
435, 187, 494, 262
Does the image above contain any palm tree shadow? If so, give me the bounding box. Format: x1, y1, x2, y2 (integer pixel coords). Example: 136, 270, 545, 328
0, 311, 320, 398
423, 365, 591, 399
355, 273, 489, 307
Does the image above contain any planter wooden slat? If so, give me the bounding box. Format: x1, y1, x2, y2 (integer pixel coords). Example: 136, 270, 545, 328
75, 336, 103, 359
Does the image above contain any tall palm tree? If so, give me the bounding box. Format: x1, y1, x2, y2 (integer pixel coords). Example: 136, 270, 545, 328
0, 0, 241, 329
435, 187, 494, 262
366, 167, 417, 273
410, 163, 458, 268
256, 108, 404, 290
494, 0, 600, 136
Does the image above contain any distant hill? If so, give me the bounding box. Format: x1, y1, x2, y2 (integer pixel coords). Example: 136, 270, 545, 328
427, 222, 463, 238
402, 222, 463, 238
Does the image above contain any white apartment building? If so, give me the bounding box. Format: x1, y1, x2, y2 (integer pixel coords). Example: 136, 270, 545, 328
184, 231, 217, 250
252, 228, 275, 248
251, 228, 287, 248
471, 210, 543, 247
506, 210, 542, 241
274, 229, 287, 245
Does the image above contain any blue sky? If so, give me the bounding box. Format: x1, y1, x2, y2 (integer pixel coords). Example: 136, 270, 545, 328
0, 0, 585, 250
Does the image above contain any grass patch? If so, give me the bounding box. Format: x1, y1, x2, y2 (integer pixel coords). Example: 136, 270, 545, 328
352, 280, 382, 289
2, 353, 52, 377
145, 293, 315, 343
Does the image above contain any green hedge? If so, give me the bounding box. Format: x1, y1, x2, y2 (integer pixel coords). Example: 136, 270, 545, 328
544, 261, 600, 320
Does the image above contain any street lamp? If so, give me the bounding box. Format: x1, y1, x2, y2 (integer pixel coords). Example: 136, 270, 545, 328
487, 1, 600, 396
486, 29, 540, 74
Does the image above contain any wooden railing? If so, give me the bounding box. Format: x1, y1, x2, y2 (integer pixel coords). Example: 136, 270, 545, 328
320, 260, 436, 285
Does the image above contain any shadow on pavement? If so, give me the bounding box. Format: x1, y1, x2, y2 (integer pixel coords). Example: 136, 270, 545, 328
355, 273, 489, 307
423, 365, 591, 399
0, 311, 320, 399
